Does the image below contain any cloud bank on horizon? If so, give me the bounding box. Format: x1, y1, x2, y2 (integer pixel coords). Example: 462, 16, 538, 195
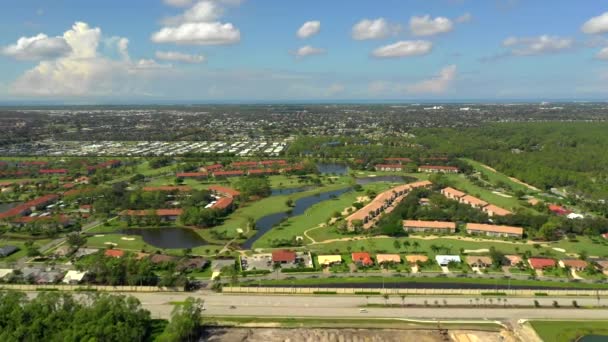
1, 1, 608, 101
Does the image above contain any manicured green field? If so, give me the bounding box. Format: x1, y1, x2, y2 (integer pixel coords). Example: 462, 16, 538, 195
443, 173, 527, 211
552, 236, 608, 258
245, 275, 608, 289
198, 183, 352, 242
530, 320, 608, 342
252, 182, 394, 248
308, 236, 562, 259
83, 233, 223, 256
462, 158, 537, 193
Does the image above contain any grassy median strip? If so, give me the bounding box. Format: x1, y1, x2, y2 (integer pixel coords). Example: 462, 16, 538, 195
201, 316, 502, 331
529, 320, 608, 342
242, 276, 608, 290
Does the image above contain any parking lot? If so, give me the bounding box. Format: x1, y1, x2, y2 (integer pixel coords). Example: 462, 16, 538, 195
0, 140, 289, 157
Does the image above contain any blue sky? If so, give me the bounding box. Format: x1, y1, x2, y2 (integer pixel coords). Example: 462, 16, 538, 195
1, 0, 608, 103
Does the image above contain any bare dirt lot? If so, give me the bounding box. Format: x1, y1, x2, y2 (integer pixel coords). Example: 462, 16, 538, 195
203, 328, 511, 342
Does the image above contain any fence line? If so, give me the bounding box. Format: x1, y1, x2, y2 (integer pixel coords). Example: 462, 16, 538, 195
222, 286, 608, 297
0, 284, 183, 292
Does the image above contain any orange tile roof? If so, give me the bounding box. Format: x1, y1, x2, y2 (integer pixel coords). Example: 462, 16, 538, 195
211, 197, 233, 210
403, 220, 456, 230
176, 172, 208, 178
376, 254, 401, 263
561, 259, 588, 269
466, 223, 523, 236
104, 249, 125, 258
272, 250, 296, 263
208, 185, 241, 198
419, 165, 459, 171
406, 255, 429, 264
351, 252, 373, 265
484, 204, 512, 216
120, 209, 183, 217
461, 195, 488, 207
442, 187, 466, 198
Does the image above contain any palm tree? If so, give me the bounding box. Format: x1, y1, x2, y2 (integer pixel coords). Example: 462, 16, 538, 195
412, 241, 420, 252
383, 294, 389, 306
400, 295, 406, 307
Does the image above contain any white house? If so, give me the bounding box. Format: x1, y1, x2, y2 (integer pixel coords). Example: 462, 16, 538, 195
435, 255, 461, 266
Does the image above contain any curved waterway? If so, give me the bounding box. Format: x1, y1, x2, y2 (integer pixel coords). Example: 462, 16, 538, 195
242, 187, 352, 249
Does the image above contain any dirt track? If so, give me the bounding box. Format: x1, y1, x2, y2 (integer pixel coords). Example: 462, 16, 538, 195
203, 327, 513, 342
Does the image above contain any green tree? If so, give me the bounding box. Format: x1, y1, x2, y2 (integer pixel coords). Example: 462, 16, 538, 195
159, 297, 205, 342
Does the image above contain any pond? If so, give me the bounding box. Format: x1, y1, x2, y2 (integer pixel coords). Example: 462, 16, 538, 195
118, 227, 208, 249
0, 202, 23, 212
578, 336, 608, 342
242, 187, 352, 249
316, 163, 348, 175
271, 186, 315, 196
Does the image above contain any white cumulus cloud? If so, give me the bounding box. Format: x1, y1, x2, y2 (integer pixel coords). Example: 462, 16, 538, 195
372, 40, 432, 58
595, 47, 608, 60
2, 33, 71, 60
582, 12, 608, 35
351, 18, 398, 40
10, 22, 170, 97
292, 45, 325, 58
410, 15, 454, 36
162, 1, 223, 25
405, 65, 457, 94
502, 35, 574, 55
151, 22, 240, 45
156, 50, 206, 63
153, 0, 241, 45
297, 21, 321, 39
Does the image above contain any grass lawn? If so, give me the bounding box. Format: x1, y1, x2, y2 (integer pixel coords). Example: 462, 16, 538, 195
308, 236, 562, 259
530, 320, 608, 342
552, 236, 608, 258
199, 183, 352, 242
201, 316, 502, 331
244, 275, 608, 289
443, 173, 528, 211
252, 182, 393, 248
461, 158, 537, 194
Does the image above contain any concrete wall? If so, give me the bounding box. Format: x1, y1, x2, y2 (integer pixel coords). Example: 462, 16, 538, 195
0, 284, 183, 292
222, 286, 608, 297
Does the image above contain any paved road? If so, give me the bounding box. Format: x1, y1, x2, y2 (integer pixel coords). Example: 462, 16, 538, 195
69, 291, 608, 320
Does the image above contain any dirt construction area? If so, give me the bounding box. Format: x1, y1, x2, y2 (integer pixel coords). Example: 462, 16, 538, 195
203, 328, 514, 342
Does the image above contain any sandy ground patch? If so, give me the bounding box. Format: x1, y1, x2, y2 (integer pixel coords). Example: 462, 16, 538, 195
120, 237, 135, 241
204, 328, 507, 342
508, 176, 540, 191
94, 234, 105, 237
492, 191, 512, 198
464, 248, 490, 254
341, 206, 355, 216
481, 164, 498, 173
356, 196, 370, 203
104, 242, 117, 246
552, 247, 566, 253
